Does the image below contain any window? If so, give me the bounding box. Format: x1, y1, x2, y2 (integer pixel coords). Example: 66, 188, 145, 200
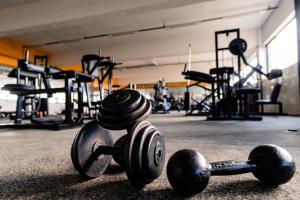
248, 56, 258, 67
239, 55, 258, 86
267, 18, 298, 70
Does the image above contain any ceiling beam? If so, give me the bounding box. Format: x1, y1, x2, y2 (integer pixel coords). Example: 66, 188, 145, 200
0, 0, 214, 36
24, 6, 277, 48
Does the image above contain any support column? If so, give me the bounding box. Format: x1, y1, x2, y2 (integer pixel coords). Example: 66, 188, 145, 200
295, 0, 300, 97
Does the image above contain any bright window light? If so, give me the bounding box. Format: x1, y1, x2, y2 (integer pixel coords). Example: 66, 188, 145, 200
267, 18, 298, 70
239, 56, 258, 86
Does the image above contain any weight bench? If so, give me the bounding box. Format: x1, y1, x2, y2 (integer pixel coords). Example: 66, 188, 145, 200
1, 66, 93, 129
182, 65, 214, 115
81, 54, 119, 119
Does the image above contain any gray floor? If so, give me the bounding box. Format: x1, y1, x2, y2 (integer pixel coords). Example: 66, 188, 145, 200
0, 113, 299, 199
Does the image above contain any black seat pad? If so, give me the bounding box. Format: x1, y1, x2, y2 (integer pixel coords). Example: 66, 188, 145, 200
210, 67, 234, 75
182, 71, 214, 83
82, 54, 102, 62
256, 99, 273, 104
31, 115, 64, 124
51, 71, 93, 82
236, 88, 261, 95
2, 84, 35, 95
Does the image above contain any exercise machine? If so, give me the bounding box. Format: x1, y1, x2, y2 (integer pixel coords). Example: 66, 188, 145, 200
81, 54, 120, 119
1, 51, 93, 130
182, 44, 213, 116
182, 64, 213, 115
207, 29, 263, 120
229, 37, 285, 115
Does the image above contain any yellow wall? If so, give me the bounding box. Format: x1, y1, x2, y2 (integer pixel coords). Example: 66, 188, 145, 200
0, 38, 203, 90
0, 37, 47, 67
56, 65, 82, 72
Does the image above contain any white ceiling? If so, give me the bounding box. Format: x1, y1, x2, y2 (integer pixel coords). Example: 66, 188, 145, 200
0, 0, 38, 10
0, 0, 280, 65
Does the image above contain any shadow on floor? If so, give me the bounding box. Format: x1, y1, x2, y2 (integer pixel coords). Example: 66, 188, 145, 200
205, 179, 279, 197
105, 164, 125, 175
0, 172, 176, 199
0, 173, 87, 198
0, 172, 280, 199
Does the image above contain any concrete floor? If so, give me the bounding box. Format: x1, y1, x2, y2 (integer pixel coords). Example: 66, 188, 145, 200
0, 113, 299, 199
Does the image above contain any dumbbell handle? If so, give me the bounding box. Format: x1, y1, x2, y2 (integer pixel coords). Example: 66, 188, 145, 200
93, 145, 123, 157
82, 146, 123, 172
210, 160, 256, 175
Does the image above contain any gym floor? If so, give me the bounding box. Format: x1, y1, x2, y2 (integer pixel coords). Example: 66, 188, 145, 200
0, 113, 299, 199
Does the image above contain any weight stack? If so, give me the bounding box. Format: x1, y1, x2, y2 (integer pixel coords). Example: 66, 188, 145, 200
184, 91, 190, 112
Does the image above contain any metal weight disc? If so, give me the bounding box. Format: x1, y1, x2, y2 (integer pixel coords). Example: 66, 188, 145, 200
129, 125, 157, 186
101, 89, 141, 113
71, 120, 113, 178
112, 134, 128, 166
229, 38, 248, 56
98, 90, 152, 130
142, 131, 165, 181
124, 120, 152, 187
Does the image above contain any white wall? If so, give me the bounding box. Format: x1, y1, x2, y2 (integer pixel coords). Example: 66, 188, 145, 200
110, 28, 258, 85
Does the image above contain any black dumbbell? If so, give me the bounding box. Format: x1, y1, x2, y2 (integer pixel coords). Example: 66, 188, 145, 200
71, 90, 166, 187
228, 38, 248, 56
167, 144, 296, 196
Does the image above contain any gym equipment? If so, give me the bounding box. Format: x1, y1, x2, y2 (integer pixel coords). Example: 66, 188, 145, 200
0, 106, 14, 118
152, 78, 171, 113
1, 51, 93, 130
209, 66, 240, 119
3, 55, 52, 122
228, 36, 285, 115
71, 90, 166, 187
205, 29, 266, 120
97, 90, 151, 130
253, 69, 284, 115
229, 38, 248, 56
182, 64, 213, 115
169, 94, 184, 112
81, 54, 120, 119
167, 144, 295, 196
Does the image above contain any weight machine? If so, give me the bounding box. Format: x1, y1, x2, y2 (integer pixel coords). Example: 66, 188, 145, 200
207, 29, 263, 120
0, 51, 93, 130
182, 64, 213, 115
208, 29, 284, 120
81, 54, 120, 119
182, 44, 214, 116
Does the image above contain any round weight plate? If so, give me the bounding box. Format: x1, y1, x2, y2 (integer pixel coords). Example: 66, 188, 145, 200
112, 134, 128, 166
98, 98, 151, 130
229, 38, 247, 56
100, 90, 141, 113
129, 125, 157, 186
71, 120, 113, 178
98, 90, 152, 130
142, 131, 165, 181
124, 120, 152, 187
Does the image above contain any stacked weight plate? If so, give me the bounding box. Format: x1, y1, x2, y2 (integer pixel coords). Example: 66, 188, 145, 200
71, 89, 165, 187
